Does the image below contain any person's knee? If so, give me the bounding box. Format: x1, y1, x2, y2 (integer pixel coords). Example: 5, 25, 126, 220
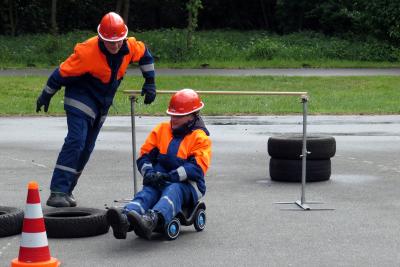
64, 133, 86, 151
165, 183, 182, 192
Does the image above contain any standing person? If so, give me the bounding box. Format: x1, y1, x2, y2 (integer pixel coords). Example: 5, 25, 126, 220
106, 89, 212, 240
36, 12, 156, 207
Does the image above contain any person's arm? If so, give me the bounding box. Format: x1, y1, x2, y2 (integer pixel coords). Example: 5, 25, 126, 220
137, 124, 161, 177
138, 47, 156, 104
36, 43, 87, 113
128, 38, 156, 105
167, 132, 212, 183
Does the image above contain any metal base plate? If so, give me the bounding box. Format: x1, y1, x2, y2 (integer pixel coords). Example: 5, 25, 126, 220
275, 200, 335, 211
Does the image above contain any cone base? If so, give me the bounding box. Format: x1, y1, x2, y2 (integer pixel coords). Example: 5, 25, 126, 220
11, 257, 60, 267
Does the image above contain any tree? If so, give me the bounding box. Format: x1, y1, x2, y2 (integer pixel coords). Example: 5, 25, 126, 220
186, 0, 203, 49
51, 0, 58, 34
0, 0, 17, 35
116, 0, 130, 24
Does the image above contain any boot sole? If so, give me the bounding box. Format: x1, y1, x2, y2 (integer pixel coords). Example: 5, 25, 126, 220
46, 200, 70, 208
106, 209, 128, 239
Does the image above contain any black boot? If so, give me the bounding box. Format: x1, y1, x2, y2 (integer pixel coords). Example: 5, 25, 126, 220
46, 192, 70, 207
106, 207, 130, 239
127, 210, 159, 240
66, 193, 77, 207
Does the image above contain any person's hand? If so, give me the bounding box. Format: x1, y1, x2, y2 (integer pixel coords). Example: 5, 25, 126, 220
143, 171, 155, 186
143, 171, 166, 188
36, 94, 51, 112
157, 172, 172, 182
141, 82, 156, 105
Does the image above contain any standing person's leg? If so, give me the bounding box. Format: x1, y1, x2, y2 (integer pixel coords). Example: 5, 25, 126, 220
47, 112, 90, 207
69, 114, 106, 196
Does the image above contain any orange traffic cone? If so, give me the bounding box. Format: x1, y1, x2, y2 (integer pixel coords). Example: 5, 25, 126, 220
11, 181, 60, 267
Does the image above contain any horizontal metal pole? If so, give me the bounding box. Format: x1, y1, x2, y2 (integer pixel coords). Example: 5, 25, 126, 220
123, 90, 308, 97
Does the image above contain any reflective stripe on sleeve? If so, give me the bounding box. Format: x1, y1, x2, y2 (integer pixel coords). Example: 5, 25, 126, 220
176, 166, 187, 181
140, 63, 155, 73
44, 85, 56, 94
140, 163, 153, 176
64, 97, 96, 119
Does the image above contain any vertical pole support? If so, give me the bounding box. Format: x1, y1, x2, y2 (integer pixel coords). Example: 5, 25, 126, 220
130, 95, 138, 194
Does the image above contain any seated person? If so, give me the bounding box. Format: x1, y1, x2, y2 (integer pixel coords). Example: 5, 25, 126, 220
107, 88, 212, 239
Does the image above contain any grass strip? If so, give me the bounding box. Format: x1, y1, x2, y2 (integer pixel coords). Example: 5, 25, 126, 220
1, 75, 399, 116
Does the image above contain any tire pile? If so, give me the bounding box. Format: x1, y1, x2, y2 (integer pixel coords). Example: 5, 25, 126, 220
268, 135, 336, 182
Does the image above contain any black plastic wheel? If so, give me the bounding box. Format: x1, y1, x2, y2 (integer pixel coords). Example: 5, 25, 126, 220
165, 218, 180, 240
193, 209, 206, 232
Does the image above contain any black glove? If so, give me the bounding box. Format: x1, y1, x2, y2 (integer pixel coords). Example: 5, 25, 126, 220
36, 93, 51, 113
143, 172, 166, 188
141, 81, 156, 105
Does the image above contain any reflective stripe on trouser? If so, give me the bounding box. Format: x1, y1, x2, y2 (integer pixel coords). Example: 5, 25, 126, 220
125, 183, 194, 225
50, 112, 104, 193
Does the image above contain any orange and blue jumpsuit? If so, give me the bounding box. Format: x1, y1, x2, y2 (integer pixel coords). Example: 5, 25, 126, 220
38, 36, 155, 194
124, 120, 212, 224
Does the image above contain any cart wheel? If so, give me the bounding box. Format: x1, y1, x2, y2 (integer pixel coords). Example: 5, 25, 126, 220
165, 218, 180, 240
194, 209, 206, 232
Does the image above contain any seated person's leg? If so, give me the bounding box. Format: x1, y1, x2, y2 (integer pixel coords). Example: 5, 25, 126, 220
124, 186, 161, 238
127, 183, 193, 239
153, 182, 193, 225
124, 186, 160, 215
107, 186, 160, 239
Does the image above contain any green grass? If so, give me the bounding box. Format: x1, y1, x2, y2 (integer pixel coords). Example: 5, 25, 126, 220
0, 30, 399, 68
1, 75, 400, 116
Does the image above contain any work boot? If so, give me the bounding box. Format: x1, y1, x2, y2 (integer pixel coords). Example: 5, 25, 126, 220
127, 210, 159, 240
106, 207, 130, 239
46, 192, 70, 207
66, 193, 77, 207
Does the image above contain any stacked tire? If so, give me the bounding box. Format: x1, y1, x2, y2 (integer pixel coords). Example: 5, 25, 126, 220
268, 135, 336, 182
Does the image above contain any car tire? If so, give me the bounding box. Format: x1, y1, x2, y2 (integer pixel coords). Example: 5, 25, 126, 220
269, 158, 331, 182
0, 206, 24, 237
268, 135, 336, 160
43, 207, 109, 238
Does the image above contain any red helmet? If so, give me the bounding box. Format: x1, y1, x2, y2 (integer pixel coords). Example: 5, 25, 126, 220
97, 12, 128, 42
167, 89, 204, 116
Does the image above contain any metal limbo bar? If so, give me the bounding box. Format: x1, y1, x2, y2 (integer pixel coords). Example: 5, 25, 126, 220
124, 90, 324, 210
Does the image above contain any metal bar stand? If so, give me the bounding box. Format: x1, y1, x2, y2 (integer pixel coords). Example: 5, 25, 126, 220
275, 95, 333, 211
130, 95, 138, 194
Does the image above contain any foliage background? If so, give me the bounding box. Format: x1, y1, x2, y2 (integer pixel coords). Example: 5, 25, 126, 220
1, 0, 400, 44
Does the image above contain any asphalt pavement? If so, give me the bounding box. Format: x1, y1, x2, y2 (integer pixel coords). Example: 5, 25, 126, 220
1, 115, 400, 266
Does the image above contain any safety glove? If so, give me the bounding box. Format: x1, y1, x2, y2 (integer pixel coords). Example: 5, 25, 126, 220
153, 172, 167, 188
165, 169, 182, 183
36, 92, 52, 112
141, 79, 156, 105
143, 170, 156, 186
143, 171, 166, 188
